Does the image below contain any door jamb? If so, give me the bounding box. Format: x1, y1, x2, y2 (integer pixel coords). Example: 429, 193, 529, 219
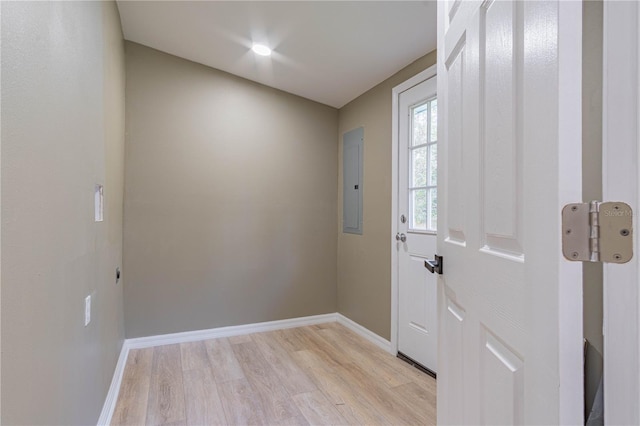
602, 1, 640, 423
390, 65, 437, 355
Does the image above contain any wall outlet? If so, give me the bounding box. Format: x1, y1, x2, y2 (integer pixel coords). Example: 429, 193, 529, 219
84, 295, 91, 326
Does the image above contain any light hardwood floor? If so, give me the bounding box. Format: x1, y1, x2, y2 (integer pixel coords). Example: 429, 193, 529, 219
112, 322, 436, 425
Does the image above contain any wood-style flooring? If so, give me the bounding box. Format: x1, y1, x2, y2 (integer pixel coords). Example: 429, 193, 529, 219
111, 322, 437, 425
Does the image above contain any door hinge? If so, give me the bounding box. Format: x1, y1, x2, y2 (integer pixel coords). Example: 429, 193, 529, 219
562, 201, 633, 263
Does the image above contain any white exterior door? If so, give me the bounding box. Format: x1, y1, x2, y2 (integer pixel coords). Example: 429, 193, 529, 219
437, 1, 584, 424
602, 1, 640, 424
396, 76, 438, 373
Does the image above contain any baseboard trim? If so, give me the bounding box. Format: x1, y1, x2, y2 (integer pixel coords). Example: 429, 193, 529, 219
97, 312, 391, 425
336, 313, 393, 354
97, 341, 130, 426
125, 313, 337, 349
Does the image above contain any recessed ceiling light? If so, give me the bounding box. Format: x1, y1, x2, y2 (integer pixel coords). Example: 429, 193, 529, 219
252, 43, 272, 56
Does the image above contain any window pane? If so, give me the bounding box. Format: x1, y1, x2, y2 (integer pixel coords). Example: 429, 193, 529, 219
411, 147, 427, 187
412, 103, 428, 146
430, 99, 438, 142
428, 187, 438, 231
428, 144, 437, 186
410, 189, 427, 230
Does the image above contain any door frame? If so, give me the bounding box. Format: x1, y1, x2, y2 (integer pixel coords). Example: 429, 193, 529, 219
602, 1, 640, 423
390, 64, 437, 355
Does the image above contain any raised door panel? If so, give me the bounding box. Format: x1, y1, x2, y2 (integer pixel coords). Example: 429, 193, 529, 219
406, 256, 432, 334
439, 292, 466, 425
399, 253, 438, 371
481, 0, 524, 258
480, 328, 524, 425
445, 41, 466, 245
448, 0, 462, 23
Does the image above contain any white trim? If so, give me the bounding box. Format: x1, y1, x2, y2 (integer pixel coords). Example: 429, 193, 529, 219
126, 313, 337, 349
393, 66, 437, 95
335, 313, 392, 353
602, 1, 640, 424
390, 65, 437, 356
96, 312, 392, 425
557, 2, 585, 423
97, 342, 130, 426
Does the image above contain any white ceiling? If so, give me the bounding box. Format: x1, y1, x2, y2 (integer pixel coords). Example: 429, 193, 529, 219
116, 1, 437, 108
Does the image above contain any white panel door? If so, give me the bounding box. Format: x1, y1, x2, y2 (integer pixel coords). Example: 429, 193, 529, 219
397, 77, 438, 372
602, 1, 640, 424
437, 1, 584, 424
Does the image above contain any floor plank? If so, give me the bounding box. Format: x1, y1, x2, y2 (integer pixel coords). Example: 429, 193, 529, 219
392, 381, 438, 424
217, 378, 267, 425
292, 390, 347, 426
146, 344, 187, 426
272, 328, 305, 352
228, 334, 252, 345
291, 349, 390, 425
123, 348, 155, 382
338, 360, 431, 425
204, 337, 245, 383
180, 341, 210, 371
332, 322, 437, 389
275, 414, 310, 426
252, 331, 317, 396
112, 323, 437, 426
315, 326, 411, 388
112, 348, 154, 426
183, 367, 227, 425
232, 340, 304, 423
286, 327, 346, 369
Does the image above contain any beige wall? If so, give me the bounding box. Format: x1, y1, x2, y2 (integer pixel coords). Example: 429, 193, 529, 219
337, 51, 437, 339
1, 1, 126, 424
123, 43, 338, 338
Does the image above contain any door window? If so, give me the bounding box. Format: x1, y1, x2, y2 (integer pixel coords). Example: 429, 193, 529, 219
409, 98, 437, 232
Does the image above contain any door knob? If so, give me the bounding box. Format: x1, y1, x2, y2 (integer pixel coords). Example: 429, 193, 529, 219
396, 233, 407, 242
425, 255, 444, 274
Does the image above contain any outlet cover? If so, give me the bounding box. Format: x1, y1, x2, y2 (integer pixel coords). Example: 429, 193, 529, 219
84, 295, 91, 326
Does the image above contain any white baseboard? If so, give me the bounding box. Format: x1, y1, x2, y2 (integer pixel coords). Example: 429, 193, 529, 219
335, 313, 393, 354
97, 341, 130, 426
125, 313, 337, 349
97, 313, 335, 424
97, 311, 391, 425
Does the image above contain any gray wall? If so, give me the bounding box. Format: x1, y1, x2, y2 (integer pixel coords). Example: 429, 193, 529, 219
582, 0, 604, 416
1, 1, 126, 424
337, 51, 437, 339
123, 43, 338, 338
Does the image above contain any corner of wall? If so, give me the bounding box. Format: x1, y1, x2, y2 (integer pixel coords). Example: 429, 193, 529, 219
335, 50, 437, 340
1, 2, 126, 423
